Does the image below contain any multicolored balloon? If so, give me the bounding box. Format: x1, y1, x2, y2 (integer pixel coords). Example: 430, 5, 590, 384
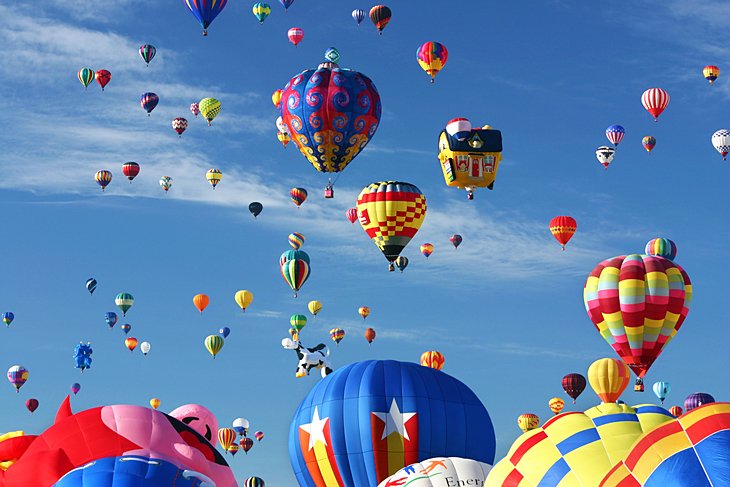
2, 312, 14, 327
140, 93, 159, 116
159, 176, 173, 192
184, 0, 228, 35
358, 306, 370, 320
450, 234, 462, 248
218, 427, 237, 452
121, 324, 131, 334
356, 181, 426, 270
703, 65, 720, 84
596, 146, 615, 169
254, 431, 264, 442
125, 337, 138, 352
642, 135, 656, 153
642, 87, 670, 121
252, 2, 270, 23
70, 382, 81, 395
420, 243, 434, 258
369, 5, 392, 34
446, 118, 472, 141
207, 169, 222, 189
139, 44, 156, 66
588, 358, 631, 403
330, 328, 345, 345
272, 89, 283, 109
584, 254, 692, 388
669, 405, 683, 417
280, 249, 310, 297
395, 255, 409, 272
95, 69, 111, 91
416, 41, 448, 83
199, 97, 221, 126
105, 312, 117, 329
352, 8, 366, 25
6, 366, 27, 392
95, 170, 112, 191
324, 47, 340, 64
712, 129, 730, 160
288, 232, 305, 249
172, 117, 188, 137
77, 67, 94, 90
645, 237, 677, 260
115, 292, 134, 316
605, 124, 625, 146
290, 187, 307, 207
517, 413, 540, 433
420, 351, 444, 370
549, 215, 576, 250
287, 27, 304, 46
240, 437, 254, 454
562, 373, 586, 403
205, 335, 225, 358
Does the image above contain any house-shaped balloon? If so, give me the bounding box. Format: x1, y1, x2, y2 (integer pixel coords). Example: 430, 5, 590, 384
437, 125, 503, 200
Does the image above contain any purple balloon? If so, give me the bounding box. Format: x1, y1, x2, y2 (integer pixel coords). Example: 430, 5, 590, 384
71, 383, 81, 395
684, 392, 715, 412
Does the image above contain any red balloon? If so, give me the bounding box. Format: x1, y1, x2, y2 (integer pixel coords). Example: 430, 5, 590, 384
561, 373, 586, 403
122, 162, 140, 181
95, 70, 111, 91
25, 398, 39, 413
239, 437, 254, 454
346, 208, 358, 224
287, 27, 304, 46
549, 216, 577, 250
641, 88, 670, 121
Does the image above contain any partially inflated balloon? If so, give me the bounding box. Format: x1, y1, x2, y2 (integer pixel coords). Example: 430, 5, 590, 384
205, 335, 224, 358
199, 97, 221, 125
420, 351, 444, 370
416, 41, 448, 83
549, 216, 576, 250
193, 294, 210, 314
588, 358, 631, 403
184, 0, 228, 35
518, 413, 540, 433
234, 290, 253, 312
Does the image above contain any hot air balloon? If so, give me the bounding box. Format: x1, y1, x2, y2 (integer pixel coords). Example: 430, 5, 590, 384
290, 360, 495, 487
669, 405, 683, 417
249, 202, 263, 218
77, 67, 94, 90
329, 328, 345, 345
356, 181, 426, 271
420, 351, 444, 370
252, 2, 270, 23
279, 0, 294, 11
24, 398, 39, 414
379, 458, 492, 487
562, 373, 586, 404
584, 254, 692, 391
125, 337, 138, 352
218, 427, 237, 452
345, 208, 358, 224
642, 135, 656, 153
289, 314, 307, 335
140, 93, 159, 116
288, 232, 305, 249
352, 9, 366, 25
272, 89, 283, 109
641, 88, 670, 121
159, 176, 173, 192
601, 403, 730, 486
486, 402, 676, 487
518, 413, 540, 433
365, 327, 376, 344
548, 397, 565, 415
172, 117, 188, 137
652, 381, 670, 404
416, 41, 448, 83
84, 278, 97, 296
115, 292, 134, 316
358, 306, 370, 320
324, 47, 340, 64
73, 342, 93, 372
369, 5, 392, 34
308, 300, 322, 317
445, 118, 472, 141
146, 398, 160, 410
279, 52, 381, 193
420, 243, 434, 258
277, 131, 291, 148
71, 383, 81, 395
645, 237, 677, 260
7, 365, 28, 392
219, 326, 230, 338
450, 234, 462, 248
280, 250, 311, 297
684, 392, 715, 412
105, 312, 118, 329
95, 170, 112, 191
605, 124, 625, 146
205, 335, 224, 358
588, 358, 631, 403
288, 27, 304, 47
226, 443, 239, 456
207, 169, 222, 189
233, 417, 250, 436
199, 97, 221, 126
240, 437, 254, 454
122, 162, 140, 181
184, 0, 228, 35
395, 255, 409, 272
139, 44, 156, 66
549, 216, 577, 250
711, 129, 730, 160
190, 103, 200, 117
595, 146, 615, 169
121, 324, 131, 334
95, 69, 111, 91
703, 65, 720, 84
2, 312, 14, 327
234, 290, 253, 312
290, 188, 307, 207
254, 431, 264, 442
193, 294, 210, 314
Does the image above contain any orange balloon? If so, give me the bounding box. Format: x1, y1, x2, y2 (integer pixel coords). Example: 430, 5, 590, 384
193, 294, 210, 313
420, 351, 444, 370
125, 337, 138, 352
364, 327, 376, 344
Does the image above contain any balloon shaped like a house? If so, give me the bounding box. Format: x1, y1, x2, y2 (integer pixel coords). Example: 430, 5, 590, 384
437, 122, 503, 200
289, 360, 496, 487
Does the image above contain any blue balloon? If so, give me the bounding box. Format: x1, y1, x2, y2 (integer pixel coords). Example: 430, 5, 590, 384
653, 381, 671, 404
85, 278, 97, 295
352, 9, 366, 25
73, 342, 93, 372
53, 455, 209, 486
105, 312, 118, 329
2, 311, 14, 326
184, 0, 229, 35
219, 326, 230, 338
279, 0, 294, 10
289, 360, 495, 487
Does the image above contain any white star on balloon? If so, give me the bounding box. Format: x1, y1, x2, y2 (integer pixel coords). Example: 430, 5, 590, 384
372, 399, 417, 440
299, 407, 329, 451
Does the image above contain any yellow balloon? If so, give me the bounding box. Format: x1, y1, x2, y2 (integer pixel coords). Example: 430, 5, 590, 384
517, 413, 540, 433
199, 97, 221, 126
234, 290, 253, 312
588, 358, 631, 403
204, 335, 224, 358
149, 398, 161, 410
308, 300, 322, 317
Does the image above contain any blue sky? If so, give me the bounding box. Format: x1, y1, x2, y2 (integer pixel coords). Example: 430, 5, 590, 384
0, 0, 728, 484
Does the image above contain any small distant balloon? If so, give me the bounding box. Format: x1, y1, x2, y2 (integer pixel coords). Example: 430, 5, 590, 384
365, 327, 376, 344
205, 335, 224, 358
193, 294, 210, 314
234, 290, 254, 312
606, 124, 625, 146
95, 170, 112, 191
115, 292, 134, 316
346, 208, 358, 224
140, 341, 151, 356
369, 5, 392, 34
172, 117, 188, 137
159, 176, 173, 192
703, 65, 720, 85
641, 87, 670, 121
358, 306, 370, 320
308, 300, 322, 316
125, 337, 138, 352
85, 278, 97, 295
517, 413, 540, 433
7, 365, 28, 393
548, 397, 565, 415
684, 392, 715, 412
120, 324, 131, 334
190, 103, 200, 117
140, 93, 159, 116
71, 382, 81, 395
95, 69, 111, 91
642, 135, 656, 153
420, 243, 434, 258
288, 27, 304, 47
254, 431, 264, 442
450, 234, 462, 248
252, 2, 271, 23
290, 188, 307, 207
150, 398, 161, 410
219, 326, 231, 338
420, 351, 444, 370
207, 169, 222, 189
352, 9, 366, 26
288, 232, 305, 250
249, 202, 263, 218
139, 44, 156, 66
330, 328, 345, 345
105, 312, 117, 329
25, 398, 39, 413
2, 312, 14, 327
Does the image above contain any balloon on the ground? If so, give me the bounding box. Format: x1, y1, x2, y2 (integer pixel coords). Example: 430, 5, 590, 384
588, 358, 631, 404
378, 457, 492, 487
289, 360, 495, 487
684, 392, 715, 412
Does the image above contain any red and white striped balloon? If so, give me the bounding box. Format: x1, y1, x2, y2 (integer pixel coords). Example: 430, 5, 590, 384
287, 27, 304, 46
641, 88, 670, 121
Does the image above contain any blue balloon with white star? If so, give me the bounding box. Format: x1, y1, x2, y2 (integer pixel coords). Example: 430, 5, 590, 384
288, 360, 495, 487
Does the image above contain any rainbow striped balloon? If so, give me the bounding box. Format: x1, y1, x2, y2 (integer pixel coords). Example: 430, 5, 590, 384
645, 237, 677, 261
